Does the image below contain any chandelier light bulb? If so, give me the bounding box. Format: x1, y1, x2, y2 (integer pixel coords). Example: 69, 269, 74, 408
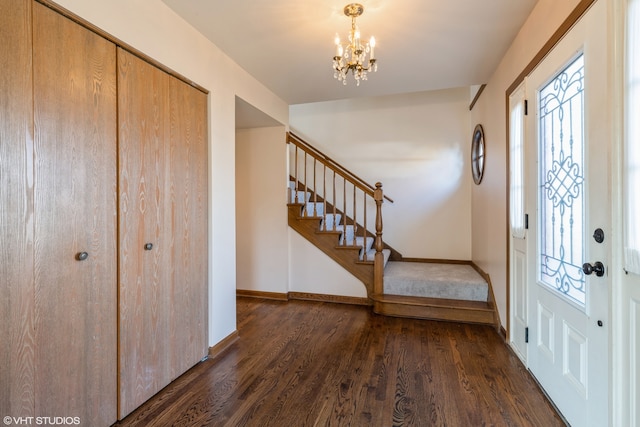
369, 36, 375, 60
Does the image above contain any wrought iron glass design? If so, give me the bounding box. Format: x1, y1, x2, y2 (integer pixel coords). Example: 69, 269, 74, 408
538, 54, 586, 307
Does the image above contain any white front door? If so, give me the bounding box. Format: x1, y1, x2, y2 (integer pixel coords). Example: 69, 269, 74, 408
524, 1, 610, 425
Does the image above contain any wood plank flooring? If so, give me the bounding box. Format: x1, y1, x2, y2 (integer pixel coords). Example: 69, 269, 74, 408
114, 297, 566, 426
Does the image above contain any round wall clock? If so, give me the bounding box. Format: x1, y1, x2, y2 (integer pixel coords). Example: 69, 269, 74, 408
471, 124, 485, 185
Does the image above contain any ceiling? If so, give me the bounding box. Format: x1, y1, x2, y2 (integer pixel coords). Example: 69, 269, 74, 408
162, 0, 538, 112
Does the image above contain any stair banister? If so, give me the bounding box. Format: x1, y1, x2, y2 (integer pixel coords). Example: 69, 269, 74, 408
287, 131, 391, 298
287, 132, 394, 203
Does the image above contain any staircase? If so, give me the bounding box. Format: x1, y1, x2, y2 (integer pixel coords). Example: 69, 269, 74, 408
287, 132, 499, 328
287, 181, 392, 295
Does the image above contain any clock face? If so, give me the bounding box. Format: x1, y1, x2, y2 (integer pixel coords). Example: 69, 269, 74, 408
471, 124, 485, 185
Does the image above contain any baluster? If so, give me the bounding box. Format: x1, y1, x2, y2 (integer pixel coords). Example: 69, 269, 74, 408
342, 178, 347, 246
313, 158, 317, 216
363, 190, 367, 261
353, 185, 357, 240
294, 146, 299, 202
296, 145, 300, 203
322, 164, 327, 229
303, 152, 308, 216
286, 143, 291, 203
332, 170, 337, 230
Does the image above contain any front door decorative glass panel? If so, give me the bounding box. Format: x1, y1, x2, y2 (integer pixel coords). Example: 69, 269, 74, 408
538, 53, 586, 307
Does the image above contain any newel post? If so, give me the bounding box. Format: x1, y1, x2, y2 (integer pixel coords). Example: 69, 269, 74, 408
373, 182, 384, 296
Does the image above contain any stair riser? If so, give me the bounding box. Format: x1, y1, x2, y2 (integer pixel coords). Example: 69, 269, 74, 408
373, 300, 495, 325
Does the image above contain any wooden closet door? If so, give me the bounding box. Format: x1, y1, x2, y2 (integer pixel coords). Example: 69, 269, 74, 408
117, 48, 173, 418
32, 3, 118, 425
0, 0, 35, 418
168, 78, 208, 379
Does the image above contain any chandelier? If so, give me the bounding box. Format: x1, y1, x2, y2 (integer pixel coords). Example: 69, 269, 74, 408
332, 3, 377, 86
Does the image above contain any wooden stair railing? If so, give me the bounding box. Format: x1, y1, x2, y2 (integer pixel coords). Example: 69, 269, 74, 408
287, 132, 395, 297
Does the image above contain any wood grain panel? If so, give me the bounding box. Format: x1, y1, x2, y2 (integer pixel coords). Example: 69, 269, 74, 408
0, 0, 35, 418
168, 78, 208, 380
117, 48, 173, 418
32, 3, 118, 425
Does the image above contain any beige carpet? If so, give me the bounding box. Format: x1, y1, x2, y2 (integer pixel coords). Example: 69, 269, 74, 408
383, 261, 488, 301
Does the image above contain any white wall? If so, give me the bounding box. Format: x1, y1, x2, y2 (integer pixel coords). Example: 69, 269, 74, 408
54, 0, 289, 347
470, 0, 582, 326
236, 126, 289, 294
290, 88, 472, 265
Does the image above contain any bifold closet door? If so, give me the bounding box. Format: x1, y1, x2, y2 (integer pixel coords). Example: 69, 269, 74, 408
117, 48, 173, 418
118, 47, 208, 418
168, 77, 208, 380
0, 0, 35, 417
32, 2, 118, 425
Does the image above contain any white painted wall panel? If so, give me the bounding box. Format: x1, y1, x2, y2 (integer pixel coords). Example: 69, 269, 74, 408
236, 127, 288, 294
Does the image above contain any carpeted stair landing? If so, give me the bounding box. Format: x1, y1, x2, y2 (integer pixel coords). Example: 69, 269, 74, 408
374, 261, 496, 326
383, 262, 488, 301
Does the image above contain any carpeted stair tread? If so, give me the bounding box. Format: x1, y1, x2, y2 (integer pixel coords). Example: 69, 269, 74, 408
289, 190, 310, 204
383, 262, 488, 302
360, 248, 391, 264
303, 201, 324, 217
320, 214, 342, 231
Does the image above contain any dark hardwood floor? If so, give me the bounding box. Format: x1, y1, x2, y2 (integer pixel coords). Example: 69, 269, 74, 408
114, 297, 565, 426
